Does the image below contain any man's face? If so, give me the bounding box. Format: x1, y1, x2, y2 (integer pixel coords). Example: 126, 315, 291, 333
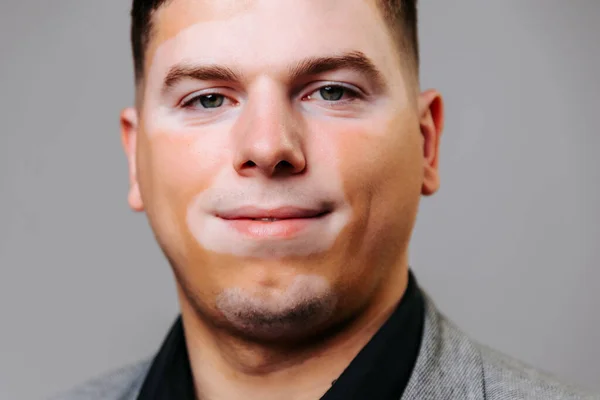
122, 0, 442, 341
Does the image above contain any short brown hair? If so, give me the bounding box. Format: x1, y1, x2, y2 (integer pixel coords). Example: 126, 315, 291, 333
130, 0, 419, 84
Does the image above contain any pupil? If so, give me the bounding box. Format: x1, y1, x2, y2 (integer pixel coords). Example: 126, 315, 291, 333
200, 94, 224, 108
320, 86, 344, 101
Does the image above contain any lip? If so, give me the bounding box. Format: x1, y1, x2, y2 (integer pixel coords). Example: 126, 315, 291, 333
216, 206, 330, 221
215, 207, 332, 239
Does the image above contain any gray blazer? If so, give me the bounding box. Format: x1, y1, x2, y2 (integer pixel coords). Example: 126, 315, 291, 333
51, 296, 599, 399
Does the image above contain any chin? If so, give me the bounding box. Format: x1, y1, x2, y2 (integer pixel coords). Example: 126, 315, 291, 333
213, 283, 339, 343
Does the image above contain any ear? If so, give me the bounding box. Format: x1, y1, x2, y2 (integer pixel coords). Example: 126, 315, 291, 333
418, 89, 444, 196
120, 107, 144, 212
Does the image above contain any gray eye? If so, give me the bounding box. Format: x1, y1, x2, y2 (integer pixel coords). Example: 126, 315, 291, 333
319, 86, 345, 101
199, 94, 225, 108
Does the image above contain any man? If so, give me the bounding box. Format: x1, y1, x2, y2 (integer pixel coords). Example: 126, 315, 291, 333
54, 0, 597, 399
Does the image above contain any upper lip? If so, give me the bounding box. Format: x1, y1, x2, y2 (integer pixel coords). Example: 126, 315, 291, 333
216, 206, 330, 220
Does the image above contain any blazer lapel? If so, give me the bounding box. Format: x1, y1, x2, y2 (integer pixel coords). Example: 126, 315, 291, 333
401, 294, 485, 400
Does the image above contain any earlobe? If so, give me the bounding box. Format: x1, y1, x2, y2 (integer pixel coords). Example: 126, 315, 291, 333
128, 182, 144, 212
120, 107, 144, 212
418, 89, 444, 196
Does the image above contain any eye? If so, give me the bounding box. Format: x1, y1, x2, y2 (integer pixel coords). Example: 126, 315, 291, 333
182, 93, 227, 109
306, 84, 361, 103
319, 86, 345, 101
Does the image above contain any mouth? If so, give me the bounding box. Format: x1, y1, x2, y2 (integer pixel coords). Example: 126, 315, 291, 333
215, 206, 333, 238
216, 206, 332, 221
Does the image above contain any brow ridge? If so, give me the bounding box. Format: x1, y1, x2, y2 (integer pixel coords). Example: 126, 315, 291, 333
161, 50, 386, 94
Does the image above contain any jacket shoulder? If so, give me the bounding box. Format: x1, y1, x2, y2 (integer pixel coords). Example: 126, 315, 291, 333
478, 344, 599, 400
49, 358, 152, 400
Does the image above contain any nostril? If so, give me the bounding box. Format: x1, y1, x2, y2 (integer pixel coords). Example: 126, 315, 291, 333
276, 160, 294, 170
237, 158, 304, 176
242, 159, 293, 170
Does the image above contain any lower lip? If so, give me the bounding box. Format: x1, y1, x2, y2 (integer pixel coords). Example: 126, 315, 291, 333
221, 216, 327, 239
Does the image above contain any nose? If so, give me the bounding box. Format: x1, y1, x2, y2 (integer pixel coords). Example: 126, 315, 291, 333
232, 95, 307, 178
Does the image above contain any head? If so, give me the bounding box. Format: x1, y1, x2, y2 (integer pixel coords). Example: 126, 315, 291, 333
121, 0, 443, 343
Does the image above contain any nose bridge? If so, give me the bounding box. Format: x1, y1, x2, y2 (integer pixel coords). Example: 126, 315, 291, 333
250, 91, 295, 144
232, 83, 306, 176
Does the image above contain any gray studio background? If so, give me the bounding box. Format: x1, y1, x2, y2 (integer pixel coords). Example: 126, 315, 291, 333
1, 1, 599, 399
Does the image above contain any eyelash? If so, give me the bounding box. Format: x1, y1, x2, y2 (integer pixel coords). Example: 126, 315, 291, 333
179, 84, 363, 110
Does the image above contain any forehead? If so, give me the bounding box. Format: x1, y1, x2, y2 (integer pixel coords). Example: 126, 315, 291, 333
143, 0, 402, 86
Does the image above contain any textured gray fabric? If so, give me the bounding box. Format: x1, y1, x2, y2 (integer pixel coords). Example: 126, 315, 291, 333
403, 296, 598, 399
50, 296, 599, 399
49, 359, 152, 400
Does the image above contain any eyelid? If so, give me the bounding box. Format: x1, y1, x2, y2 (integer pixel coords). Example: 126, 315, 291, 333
179, 89, 231, 108
303, 81, 364, 98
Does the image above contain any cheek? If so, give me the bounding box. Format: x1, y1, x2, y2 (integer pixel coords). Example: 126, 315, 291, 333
317, 114, 422, 208
142, 129, 227, 201
137, 128, 227, 256
316, 114, 423, 249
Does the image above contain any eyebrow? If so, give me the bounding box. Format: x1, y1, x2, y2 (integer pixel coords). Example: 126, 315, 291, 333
161, 51, 387, 94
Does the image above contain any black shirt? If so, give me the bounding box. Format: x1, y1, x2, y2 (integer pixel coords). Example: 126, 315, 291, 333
137, 270, 424, 400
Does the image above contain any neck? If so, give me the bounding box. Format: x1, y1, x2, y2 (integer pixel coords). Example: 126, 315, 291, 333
177, 265, 409, 400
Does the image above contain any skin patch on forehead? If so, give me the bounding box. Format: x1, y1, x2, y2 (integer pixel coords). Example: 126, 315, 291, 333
145, 0, 256, 72
142, 0, 404, 110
